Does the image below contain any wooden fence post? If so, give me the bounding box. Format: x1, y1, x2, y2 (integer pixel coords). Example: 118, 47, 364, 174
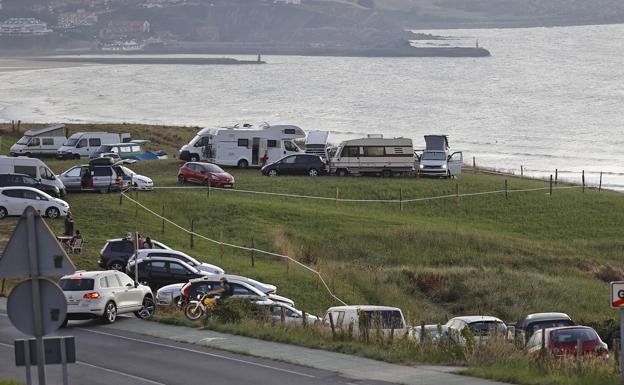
555, 169, 558, 185
582, 170, 585, 193
119, 191, 123, 205
505, 179, 508, 200
599, 172, 603, 192
219, 231, 224, 261
613, 338, 619, 373
420, 321, 426, 343
280, 307, 286, 325
302, 310, 307, 328
328, 312, 336, 339
550, 175, 553, 196
190, 219, 195, 249
472, 156, 475, 171
521, 165, 523, 177
336, 187, 339, 208
400, 188, 403, 212
455, 183, 459, 204
250, 238, 255, 267
161, 204, 165, 234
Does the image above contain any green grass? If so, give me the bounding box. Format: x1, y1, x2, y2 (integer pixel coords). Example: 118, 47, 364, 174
1, 123, 624, 384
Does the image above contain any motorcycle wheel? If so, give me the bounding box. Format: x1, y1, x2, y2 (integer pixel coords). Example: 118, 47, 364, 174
184, 302, 204, 321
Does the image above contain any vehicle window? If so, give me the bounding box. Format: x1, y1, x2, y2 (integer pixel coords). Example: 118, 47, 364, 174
168, 262, 189, 274
267, 140, 277, 148
421, 151, 447, 160
93, 167, 113, 177
89, 138, 101, 147
2, 189, 24, 198
76, 139, 87, 148
59, 278, 94, 291
131, 145, 140, 152
194, 137, 210, 147
282, 156, 296, 164
39, 166, 55, 180
340, 146, 360, 157
231, 284, 253, 295
18, 175, 37, 186
286, 309, 298, 317
23, 190, 47, 201
63, 138, 79, 146
205, 164, 224, 173
149, 261, 167, 273
238, 139, 249, 147
110, 274, 123, 287
42, 138, 54, 146
65, 167, 81, 178
99, 277, 109, 288
14, 165, 37, 178
115, 273, 134, 287
98, 145, 113, 153
193, 283, 213, 294
551, 329, 598, 343
284, 128, 296, 135
469, 321, 506, 336
28, 138, 40, 147
295, 156, 311, 163
16, 136, 30, 145
364, 310, 405, 329
283, 141, 299, 152
110, 241, 134, 253
362, 146, 385, 157
528, 321, 574, 337
121, 146, 131, 153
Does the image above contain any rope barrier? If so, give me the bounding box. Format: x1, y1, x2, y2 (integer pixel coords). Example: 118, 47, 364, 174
120, 192, 348, 306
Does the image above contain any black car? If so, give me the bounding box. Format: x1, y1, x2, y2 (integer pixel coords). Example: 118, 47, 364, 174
98, 237, 169, 271
261, 154, 326, 177
126, 257, 207, 290
514, 312, 574, 344
0, 173, 61, 197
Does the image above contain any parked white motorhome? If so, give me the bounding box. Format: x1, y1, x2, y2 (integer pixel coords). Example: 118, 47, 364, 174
416, 135, 463, 178
179, 123, 305, 168
0, 156, 66, 196
56, 132, 131, 159
323, 305, 408, 337
9, 124, 67, 157
329, 136, 414, 177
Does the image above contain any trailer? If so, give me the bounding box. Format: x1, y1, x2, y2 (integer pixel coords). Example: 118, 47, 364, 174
178, 123, 306, 168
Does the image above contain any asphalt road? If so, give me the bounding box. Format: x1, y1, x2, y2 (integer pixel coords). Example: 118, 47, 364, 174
0, 313, 392, 385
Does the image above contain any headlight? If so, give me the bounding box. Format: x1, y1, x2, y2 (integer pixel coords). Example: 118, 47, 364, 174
419, 164, 424, 169
442, 164, 447, 169
210, 175, 219, 180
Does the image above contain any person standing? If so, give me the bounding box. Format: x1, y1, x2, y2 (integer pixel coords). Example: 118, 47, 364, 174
64, 211, 75, 236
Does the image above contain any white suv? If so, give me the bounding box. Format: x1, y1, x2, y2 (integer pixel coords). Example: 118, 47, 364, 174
59, 270, 155, 324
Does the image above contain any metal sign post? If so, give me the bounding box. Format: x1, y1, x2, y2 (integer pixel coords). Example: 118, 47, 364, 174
621, 308, 624, 383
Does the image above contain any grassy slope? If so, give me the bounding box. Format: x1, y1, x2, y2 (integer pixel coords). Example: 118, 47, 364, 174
1, 123, 623, 326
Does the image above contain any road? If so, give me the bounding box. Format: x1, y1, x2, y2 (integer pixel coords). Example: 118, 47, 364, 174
0, 313, 391, 385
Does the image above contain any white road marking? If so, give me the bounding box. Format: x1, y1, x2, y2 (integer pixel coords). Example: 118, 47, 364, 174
79, 327, 317, 378
0, 341, 165, 385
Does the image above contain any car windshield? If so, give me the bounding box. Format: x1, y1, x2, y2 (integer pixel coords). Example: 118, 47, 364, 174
59, 278, 94, 291
552, 329, 598, 343
205, 164, 224, 173
119, 166, 135, 176
63, 138, 79, 146
16, 136, 31, 145
96, 145, 112, 153
421, 151, 446, 160
469, 321, 506, 336
528, 320, 574, 336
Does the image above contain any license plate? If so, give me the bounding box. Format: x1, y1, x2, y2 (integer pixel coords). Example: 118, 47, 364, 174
222, 184, 232, 188
67, 299, 79, 305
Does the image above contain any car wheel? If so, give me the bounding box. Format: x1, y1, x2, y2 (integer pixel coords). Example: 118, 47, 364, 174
134, 296, 155, 319
190, 154, 200, 162
24, 152, 31, 158
337, 169, 348, 177
73, 154, 81, 160
109, 261, 124, 271
237, 159, 249, 169
102, 301, 117, 324
45, 207, 60, 219
0, 206, 7, 220
268, 169, 278, 177
177, 175, 186, 185
381, 169, 392, 178
308, 168, 319, 177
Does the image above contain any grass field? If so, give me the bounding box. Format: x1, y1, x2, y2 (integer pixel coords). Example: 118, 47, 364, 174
1, 123, 623, 384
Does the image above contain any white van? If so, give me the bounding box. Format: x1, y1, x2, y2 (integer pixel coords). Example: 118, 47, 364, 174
323, 305, 408, 338
0, 156, 66, 196
329, 136, 414, 177
57, 132, 131, 160
9, 124, 66, 157
415, 135, 463, 178
179, 123, 305, 168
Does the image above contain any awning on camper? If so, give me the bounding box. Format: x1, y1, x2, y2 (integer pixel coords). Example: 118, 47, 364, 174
306, 131, 329, 146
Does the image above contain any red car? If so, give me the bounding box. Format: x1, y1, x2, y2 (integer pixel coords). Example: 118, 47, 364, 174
527, 326, 608, 358
177, 162, 235, 188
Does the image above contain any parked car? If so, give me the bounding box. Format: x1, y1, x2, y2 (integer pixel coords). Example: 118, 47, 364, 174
128, 249, 224, 275
0, 186, 69, 219
322, 306, 408, 337
177, 162, 234, 188
99, 237, 170, 271
261, 154, 326, 177
411, 324, 450, 344
126, 257, 214, 290
0, 173, 61, 197
59, 270, 154, 324
59, 158, 154, 193
0, 156, 66, 196
265, 303, 319, 324
514, 312, 574, 344
156, 275, 278, 306
527, 326, 608, 358
445, 316, 507, 344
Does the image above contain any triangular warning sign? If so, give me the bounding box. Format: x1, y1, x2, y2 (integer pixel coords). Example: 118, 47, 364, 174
0, 206, 76, 278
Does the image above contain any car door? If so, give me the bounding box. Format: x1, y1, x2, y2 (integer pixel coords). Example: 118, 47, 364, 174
279, 156, 297, 175
21, 189, 48, 215
168, 262, 195, 285
448, 152, 463, 177
27, 137, 41, 153
92, 166, 113, 190
294, 156, 309, 175
115, 272, 144, 310
146, 261, 169, 288
75, 138, 88, 157
61, 166, 83, 190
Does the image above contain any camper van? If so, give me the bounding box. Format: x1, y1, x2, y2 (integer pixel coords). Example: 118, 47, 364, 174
329, 136, 414, 177
0, 156, 66, 196
56, 132, 131, 160
416, 135, 463, 178
89, 140, 148, 160
9, 124, 67, 157
179, 123, 305, 168
323, 306, 408, 337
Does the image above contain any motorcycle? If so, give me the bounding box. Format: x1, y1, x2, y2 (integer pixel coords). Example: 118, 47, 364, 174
184, 292, 220, 321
